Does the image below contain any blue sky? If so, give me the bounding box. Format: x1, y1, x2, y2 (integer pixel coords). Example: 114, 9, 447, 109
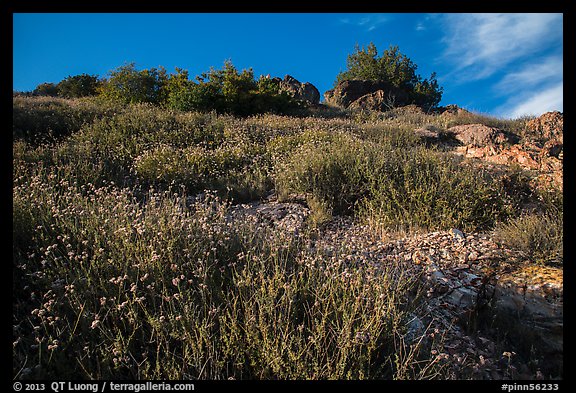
13, 13, 563, 118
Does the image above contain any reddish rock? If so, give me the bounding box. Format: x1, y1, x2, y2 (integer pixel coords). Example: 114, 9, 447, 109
525, 111, 563, 142
447, 124, 511, 147
437, 104, 472, 117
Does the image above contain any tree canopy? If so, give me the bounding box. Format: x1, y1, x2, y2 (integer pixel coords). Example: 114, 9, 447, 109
335, 43, 443, 109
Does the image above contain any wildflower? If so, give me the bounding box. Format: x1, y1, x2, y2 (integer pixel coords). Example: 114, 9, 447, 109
117, 301, 129, 310
47, 340, 59, 351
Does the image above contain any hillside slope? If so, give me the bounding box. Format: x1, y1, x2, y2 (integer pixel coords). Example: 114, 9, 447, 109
13, 97, 562, 380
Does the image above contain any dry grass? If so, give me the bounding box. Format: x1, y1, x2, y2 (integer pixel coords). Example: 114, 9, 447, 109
12, 97, 560, 380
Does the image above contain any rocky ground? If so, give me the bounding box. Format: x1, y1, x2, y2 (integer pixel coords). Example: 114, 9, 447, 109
225, 197, 562, 380
222, 111, 564, 380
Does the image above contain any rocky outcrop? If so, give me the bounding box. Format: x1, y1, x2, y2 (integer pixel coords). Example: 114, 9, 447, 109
446, 112, 563, 192
347, 89, 389, 111
490, 265, 563, 363
454, 141, 563, 191
279, 75, 320, 105
324, 79, 410, 109
525, 111, 563, 142
437, 104, 472, 117
413, 125, 443, 144
447, 124, 514, 147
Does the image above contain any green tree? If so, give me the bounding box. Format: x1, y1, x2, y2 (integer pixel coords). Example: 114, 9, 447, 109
163, 68, 191, 105
99, 63, 168, 105
33, 82, 59, 97
335, 43, 443, 109
57, 74, 101, 98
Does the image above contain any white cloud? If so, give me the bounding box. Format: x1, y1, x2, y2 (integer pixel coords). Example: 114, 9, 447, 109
495, 82, 563, 119
438, 13, 563, 118
416, 22, 426, 31
441, 13, 563, 81
338, 14, 391, 32
495, 55, 562, 91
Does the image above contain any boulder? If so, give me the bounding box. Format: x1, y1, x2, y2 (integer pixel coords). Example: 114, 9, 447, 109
437, 104, 472, 117
447, 124, 512, 147
489, 265, 563, 376
279, 75, 320, 104
324, 79, 410, 109
454, 140, 563, 191
413, 125, 441, 142
525, 111, 563, 142
347, 90, 389, 111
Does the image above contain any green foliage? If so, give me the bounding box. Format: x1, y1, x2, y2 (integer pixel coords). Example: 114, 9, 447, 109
276, 135, 511, 232
166, 60, 299, 116
29, 61, 299, 116
335, 43, 443, 109
99, 63, 168, 105
33, 82, 59, 97
57, 74, 101, 98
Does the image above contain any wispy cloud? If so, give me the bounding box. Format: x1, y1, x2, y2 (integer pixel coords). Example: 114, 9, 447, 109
438, 13, 563, 118
440, 13, 562, 81
495, 55, 562, 92
415, 22, 426, 31
338, 14, 391, 32
494, 55, 563, 118
495, 82, 563, 118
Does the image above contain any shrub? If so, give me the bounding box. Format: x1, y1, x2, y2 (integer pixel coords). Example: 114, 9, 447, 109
99, 63, 168, 105
492, 209, 563, 266
358, 148, 510, 233
13, 175, 426, 379
335, 43, 443, 110
134, 142, 270, 200
166, 61, 299, 116
57, 74, 101, 98
275, 135, 371, 215
33, 82, 59, 97
276, 136, 511, 232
